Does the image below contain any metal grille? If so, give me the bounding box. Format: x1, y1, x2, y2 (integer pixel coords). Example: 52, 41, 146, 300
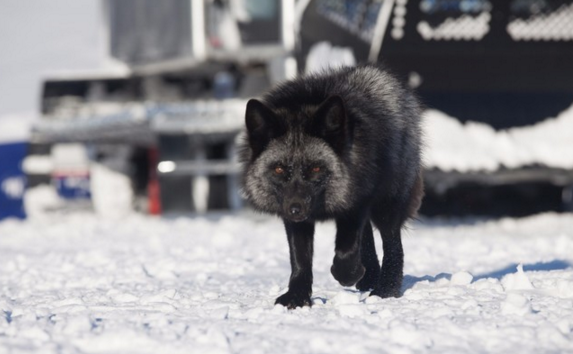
416, 0, 492, 41
33, 100, 248, 145
507, 0, 573, 41
315, 0, 384, 42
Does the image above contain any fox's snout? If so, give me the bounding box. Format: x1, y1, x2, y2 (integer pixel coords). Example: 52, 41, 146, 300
283, 198, 309, 222
289, 202, 302, 216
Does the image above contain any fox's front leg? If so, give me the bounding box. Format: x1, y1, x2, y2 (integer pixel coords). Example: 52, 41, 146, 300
331, 215, 366, 287
275, 220, 315, 309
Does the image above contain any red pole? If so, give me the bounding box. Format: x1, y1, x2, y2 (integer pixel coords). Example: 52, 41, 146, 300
147, 147, 162, 215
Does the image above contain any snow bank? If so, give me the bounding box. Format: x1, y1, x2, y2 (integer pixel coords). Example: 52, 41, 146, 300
423, 104, 573, 171
0, 212, 572, 353
90, 163, 134, 219
23, 185, 63, 218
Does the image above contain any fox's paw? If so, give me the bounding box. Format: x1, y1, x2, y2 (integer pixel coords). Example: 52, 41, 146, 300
369, 286, 401, 299
331, 255, 365, 287
275, 291, 311, 309
356, 266, 378, 291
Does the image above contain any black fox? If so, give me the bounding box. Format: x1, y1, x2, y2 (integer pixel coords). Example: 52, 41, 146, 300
239, 64, 424, 309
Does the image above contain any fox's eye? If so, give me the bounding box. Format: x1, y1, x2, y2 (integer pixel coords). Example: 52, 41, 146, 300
311, 166, 321, 173
275, 166, 285, 174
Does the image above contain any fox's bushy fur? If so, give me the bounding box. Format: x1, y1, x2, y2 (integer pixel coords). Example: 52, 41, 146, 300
239, 64, 424, 308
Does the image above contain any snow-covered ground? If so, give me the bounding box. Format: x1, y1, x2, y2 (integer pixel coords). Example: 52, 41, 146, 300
1, 212, 572, 354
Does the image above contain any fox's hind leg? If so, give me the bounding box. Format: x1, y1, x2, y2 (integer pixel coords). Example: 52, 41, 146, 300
356, 222, 380, 291
369, 203, 405, 298
370, 172, 423, 298
330, 214, 367, 287
275, 220, 315, 309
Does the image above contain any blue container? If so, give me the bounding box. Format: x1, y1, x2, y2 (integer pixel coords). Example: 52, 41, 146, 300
53, 172, 91, 199
0, 142, 27, 220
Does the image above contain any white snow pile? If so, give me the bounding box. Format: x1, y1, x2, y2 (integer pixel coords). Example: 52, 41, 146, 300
0, 112, 35, 143
423, 104, 573, 172
305, 42, 356, 75
1, 212, 572, 353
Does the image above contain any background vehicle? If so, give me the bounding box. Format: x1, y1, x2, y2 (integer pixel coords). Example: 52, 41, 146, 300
25, 0, 573, 218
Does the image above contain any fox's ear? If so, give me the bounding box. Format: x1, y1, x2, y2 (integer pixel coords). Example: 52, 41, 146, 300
310, 95, 347, 154
245, 99, 284, 158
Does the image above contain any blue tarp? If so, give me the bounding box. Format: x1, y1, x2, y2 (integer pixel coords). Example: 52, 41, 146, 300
0, 142, 27, 220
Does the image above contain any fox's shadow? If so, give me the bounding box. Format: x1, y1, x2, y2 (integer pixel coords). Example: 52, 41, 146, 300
402, 259, 572, 293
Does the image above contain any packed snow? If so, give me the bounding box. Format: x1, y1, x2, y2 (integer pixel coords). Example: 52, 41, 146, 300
1, 211, 572, 353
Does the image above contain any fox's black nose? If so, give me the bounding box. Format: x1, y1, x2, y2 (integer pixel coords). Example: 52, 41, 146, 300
289, 203, 302, 216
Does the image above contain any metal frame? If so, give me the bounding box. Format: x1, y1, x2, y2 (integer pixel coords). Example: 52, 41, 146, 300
120, 0, 296, 75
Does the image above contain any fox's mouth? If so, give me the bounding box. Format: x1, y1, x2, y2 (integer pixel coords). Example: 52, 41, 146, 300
285, 214, 309, 223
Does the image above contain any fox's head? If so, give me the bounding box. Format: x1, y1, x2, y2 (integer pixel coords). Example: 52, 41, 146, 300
241, 96, 352, 222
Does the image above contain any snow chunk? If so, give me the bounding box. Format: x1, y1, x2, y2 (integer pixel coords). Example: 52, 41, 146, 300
209, 306, 229, 320
501, 293, 532, 316
451, 271, 474, 285
337, 304, 368, 318
330, 290, 361, 306
555, 279, 573, 298
388, 321, 432, 349
501, 264, 535, 291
